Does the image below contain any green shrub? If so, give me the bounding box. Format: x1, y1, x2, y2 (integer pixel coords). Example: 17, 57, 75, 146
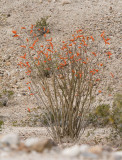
110, 94, 122, 135
35, 17, 49, 35
88, 104, 110, 127
0, 120, 4, 131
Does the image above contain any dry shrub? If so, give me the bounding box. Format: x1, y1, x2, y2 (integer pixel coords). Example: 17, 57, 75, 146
12, 27, 112, 142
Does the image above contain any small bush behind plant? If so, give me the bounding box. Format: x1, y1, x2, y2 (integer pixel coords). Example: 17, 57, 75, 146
87, 104, 111, 127
0, 120, 4, 131
12, 26, 113, 142
110, 94, 122, 135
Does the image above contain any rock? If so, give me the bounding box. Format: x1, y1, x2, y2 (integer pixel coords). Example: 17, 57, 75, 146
80, 144, 89, 152
62, 145, 81, 157
89, 145, 103, 155
112, 151, 122, 160
0, 134, 20, 149
102, 146, 112, 152
26, 138, 57, 153
81, 152, 98, 159
25, 138, 39, 147
62, 0, 71, 5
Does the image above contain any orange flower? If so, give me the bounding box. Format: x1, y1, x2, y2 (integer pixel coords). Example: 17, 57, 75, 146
70, 55, 74, 59
101, 31, 105, 37
26, 82, 31, 85
46, 38, 52, 42
29, 46, 34, 50
77, 52, 80, 56
20, 53, 26, 59
13, 34, 19, 37
28, 87, 31, 90
20, 45, 26, 48
27, 108, 30, 112
70, 38, 75, 42
21, 27, 26, 29
44, 34, 46, 37
30, 30, 33, 34
31, 24, 34, 29
92, 52, 96, 56
79, 73, 82, 78
30, 93, 34, 95
42, 86, 45, 91
98, 90, 102, 93
49, 42, 53, 49
72, 70, 75, 73
110, 72, 114, 78
82, 39, 87, 46
46, 29, 50, 33
44, 53, 48, 58
47, 49, 53, 53
17, 63, 22, 68
26, 62, 30, 67
20, 62, 26, 67
12, 30, 17, 34
26, 38, 29, 42
90, 36, 94, 41
26, 70, 31, 74
94, 69, 99, 72
37, 60, 40, 65
76, 29, 82, 33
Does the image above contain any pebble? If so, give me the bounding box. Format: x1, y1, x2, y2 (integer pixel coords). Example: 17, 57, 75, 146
62, 145, 81, 157
89, 145, 103, 154
0, 133, 20, 149
112, 151, 122, 160
25, 137, 39, 147
62, 0, 71, 5
25, 138, 57, 153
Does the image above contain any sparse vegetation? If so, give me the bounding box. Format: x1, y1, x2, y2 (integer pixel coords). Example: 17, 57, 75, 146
35, 17, 49, 35
87, 104, 111, 127
13, 26, 113, 142
110, 94, 122, 136
0, 120, 4, 131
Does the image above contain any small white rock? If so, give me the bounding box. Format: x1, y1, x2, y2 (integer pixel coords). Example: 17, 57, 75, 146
0, 133, 20, 148
80, 144, 89, 152
112, 151, 122, 160
62, 145, 81, 157
25, 138, 39, 147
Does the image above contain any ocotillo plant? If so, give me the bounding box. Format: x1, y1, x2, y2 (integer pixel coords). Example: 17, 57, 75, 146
12, 26, 113, 142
